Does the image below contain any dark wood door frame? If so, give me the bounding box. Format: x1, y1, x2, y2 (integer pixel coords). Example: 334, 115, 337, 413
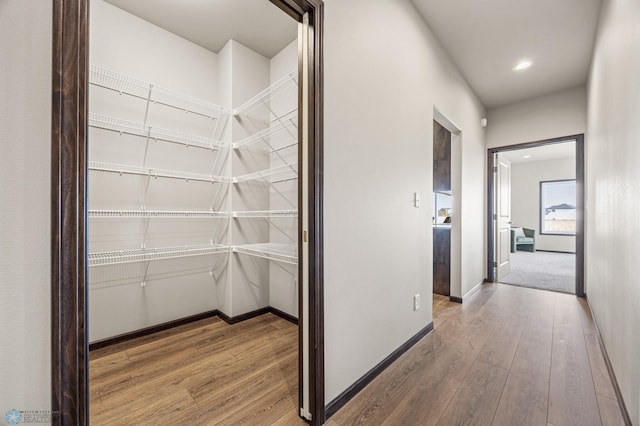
487, 135, 585, 297
51, 0, 324, 424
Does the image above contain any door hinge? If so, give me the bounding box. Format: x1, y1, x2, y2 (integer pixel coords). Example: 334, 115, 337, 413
493, 213, 497, 220
493, 166, 497, 173
493, 261, 497, 267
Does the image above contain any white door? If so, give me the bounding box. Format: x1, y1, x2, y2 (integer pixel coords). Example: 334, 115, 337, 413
496, 154, 512, 281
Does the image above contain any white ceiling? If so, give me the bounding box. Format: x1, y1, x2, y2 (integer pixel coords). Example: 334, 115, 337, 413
500, 141, 576, 164
105, 0, 601, 108
104, 0, 297, 58
411, 0, 601, 109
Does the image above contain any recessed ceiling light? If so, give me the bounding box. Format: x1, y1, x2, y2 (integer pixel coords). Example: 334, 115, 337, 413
513, 61, 532, 71
523, 154, 532, 159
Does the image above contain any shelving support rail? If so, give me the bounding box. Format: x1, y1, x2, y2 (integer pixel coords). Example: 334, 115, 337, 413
232, 243, 297, 265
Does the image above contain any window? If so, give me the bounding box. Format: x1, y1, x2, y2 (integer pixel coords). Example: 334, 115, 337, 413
540, 179, 576, 235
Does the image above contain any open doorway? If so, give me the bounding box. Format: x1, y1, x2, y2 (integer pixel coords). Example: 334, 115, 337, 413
86, 0, 303, 424
487, 135, 585, 296
51, 0, 325, 424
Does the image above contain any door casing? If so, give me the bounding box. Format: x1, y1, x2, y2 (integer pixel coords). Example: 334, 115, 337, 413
487, 134, 585, 297
51, 0, 325, 424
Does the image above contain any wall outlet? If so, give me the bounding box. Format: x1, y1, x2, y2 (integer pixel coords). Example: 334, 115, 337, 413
414, 294, 421, 311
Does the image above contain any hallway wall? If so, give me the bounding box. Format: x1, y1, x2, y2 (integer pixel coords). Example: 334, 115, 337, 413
586, 0, 640, 422
0, 0, 52, 415
486, 86, 587, 149
323, 0, 486, 404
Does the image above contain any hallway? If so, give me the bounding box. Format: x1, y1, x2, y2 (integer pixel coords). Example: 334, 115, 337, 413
327, 284, 625, 425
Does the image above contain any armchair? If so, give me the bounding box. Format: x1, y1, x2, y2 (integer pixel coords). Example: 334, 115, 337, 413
510, 227, 536, 252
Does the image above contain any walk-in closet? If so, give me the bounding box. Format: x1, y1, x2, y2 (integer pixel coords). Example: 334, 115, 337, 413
87, 0, 303, 423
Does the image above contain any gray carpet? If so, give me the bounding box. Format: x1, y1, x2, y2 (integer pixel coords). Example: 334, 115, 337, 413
499, 251, 576, 294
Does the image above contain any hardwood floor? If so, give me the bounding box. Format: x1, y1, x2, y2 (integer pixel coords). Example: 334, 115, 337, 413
89, 313, 306, 425
90, 285, 626, 425
327, 285, 626, 426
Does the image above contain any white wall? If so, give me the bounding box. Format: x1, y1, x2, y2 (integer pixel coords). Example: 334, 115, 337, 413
510, 157, 576, 252
324, 0, 486, 403
486, 86, 587, 149
586, 0, 640, 422
0, 0, 51, 415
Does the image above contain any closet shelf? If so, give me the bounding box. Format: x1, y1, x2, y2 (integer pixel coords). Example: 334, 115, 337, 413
89, 244, 229, 267
89, 161, 228, 183
89, 64, 229, 119
89, 113, 226, 151
89, 209, 229, 219
232, 243, 297, 265
232, 210, 298, 218
233, 69, 298, 117
233, 110, 298, 150
233, 163, 298, 184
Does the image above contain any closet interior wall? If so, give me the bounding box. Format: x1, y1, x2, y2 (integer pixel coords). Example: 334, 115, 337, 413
87, 0, 298, 343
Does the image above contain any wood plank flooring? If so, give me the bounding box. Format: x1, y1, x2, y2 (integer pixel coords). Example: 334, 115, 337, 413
90, 284, 626, 425
89, 313, 306, 425
327, 284, 626, 426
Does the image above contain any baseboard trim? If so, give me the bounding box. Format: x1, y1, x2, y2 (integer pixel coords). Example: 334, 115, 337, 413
89, 306, 299, 351
89, 309, 218, 351
269, 306, 299, 325
324, 321, 434, 420
218, 307, 271, 324
585, 296, 632, 425
462, 280, 484, 300
535, 249, 576, 254
449, 296, 463, 303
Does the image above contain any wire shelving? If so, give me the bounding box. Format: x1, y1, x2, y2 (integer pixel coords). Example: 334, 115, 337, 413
232, 243, 297, 265
89, 244, 229, 267
233, 163, 298, 184
90, 64, 229, 119
89, 210, 229, 219
232, 210, 297, 218
89, 113, 226, 151
89, 161, 228, 183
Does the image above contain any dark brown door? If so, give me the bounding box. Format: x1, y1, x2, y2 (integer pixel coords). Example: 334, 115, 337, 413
433, 228, 451, 296
433, 120, 451, 296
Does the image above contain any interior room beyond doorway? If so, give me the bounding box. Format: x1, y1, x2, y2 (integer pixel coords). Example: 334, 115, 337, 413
489, 138, 583, 295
